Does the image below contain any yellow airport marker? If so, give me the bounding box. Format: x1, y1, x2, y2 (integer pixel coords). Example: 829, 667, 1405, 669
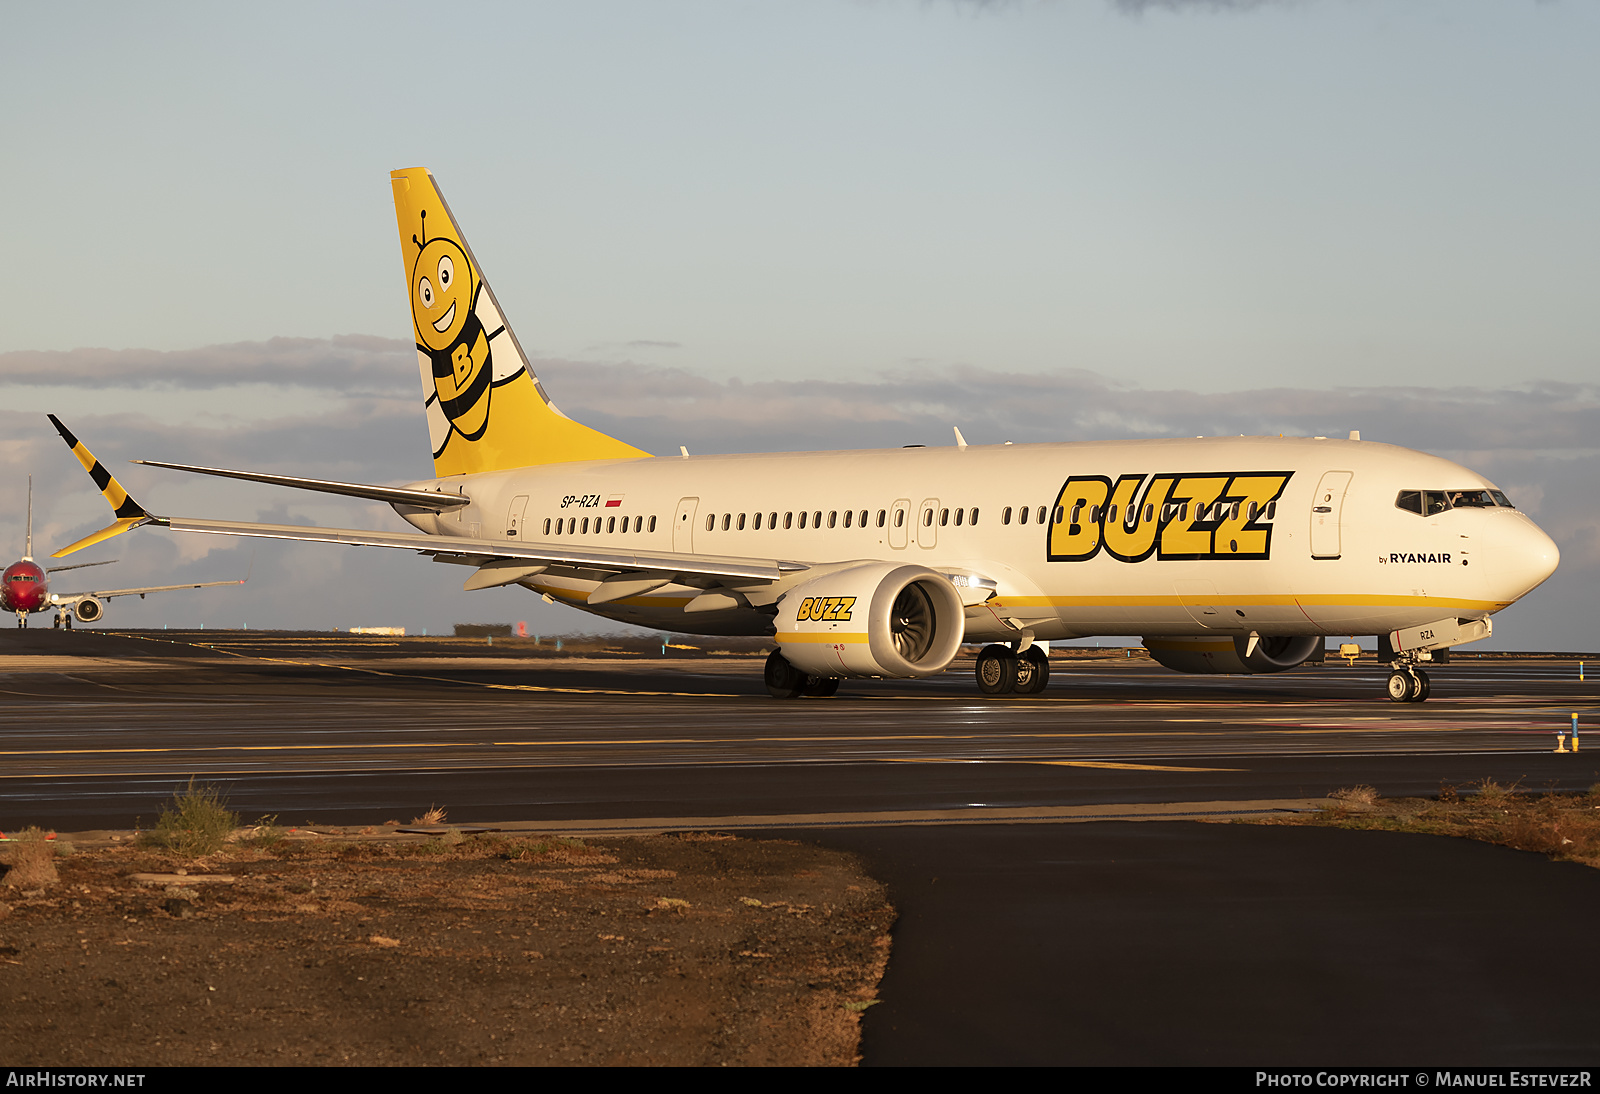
1573, 714, 1581, 754
1555, 723, 1569, 753
1340, 643, 1361, 666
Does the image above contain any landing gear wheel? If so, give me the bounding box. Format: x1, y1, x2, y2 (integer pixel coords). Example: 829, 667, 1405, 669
1410, 669, 1431, 702
1387, 670, 1414, 703
975, 644, 1017, 695
802, 676, 841, 698
1014, 647, 1051, 695
764, 649, 806, 699
52, 615, 61, 630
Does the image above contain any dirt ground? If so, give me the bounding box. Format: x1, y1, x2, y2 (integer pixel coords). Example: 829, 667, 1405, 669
1246, 782, 1600, 868
0, 828, 894, 1066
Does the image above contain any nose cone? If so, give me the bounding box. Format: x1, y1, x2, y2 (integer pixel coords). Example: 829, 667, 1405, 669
1485, 513, 1560, 605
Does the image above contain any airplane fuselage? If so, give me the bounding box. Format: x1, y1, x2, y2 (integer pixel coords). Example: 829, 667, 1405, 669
392, 434, 1558, 644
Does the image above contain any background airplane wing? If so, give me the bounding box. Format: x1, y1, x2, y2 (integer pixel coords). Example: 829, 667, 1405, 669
50, 578, 247, 602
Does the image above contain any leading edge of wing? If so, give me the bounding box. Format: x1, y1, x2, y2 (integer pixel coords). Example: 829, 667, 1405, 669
159, 516, 807, 583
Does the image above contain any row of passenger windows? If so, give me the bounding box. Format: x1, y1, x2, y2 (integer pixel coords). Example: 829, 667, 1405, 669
1051, 500, 1277, 526
545, 514, 658, 536
701, 508, 984, 531
1395, 489, 1514, 516
541, 499, 1281, 539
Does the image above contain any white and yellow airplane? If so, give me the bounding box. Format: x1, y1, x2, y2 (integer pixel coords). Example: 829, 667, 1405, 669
51, 168, 1559, 702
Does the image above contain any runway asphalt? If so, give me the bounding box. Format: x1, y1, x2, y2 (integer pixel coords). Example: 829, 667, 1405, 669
3, 628, 1598, 1064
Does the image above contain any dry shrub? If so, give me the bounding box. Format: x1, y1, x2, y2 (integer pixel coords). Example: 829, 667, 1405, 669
1474, 778, 1513, 802
3, 828, 59, 889
412, 805, 447, 825
1328, 785, 1379, 806
144, 778, 240, 856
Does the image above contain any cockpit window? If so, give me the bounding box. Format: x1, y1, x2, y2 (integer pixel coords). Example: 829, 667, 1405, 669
1396, 488, 1515, 516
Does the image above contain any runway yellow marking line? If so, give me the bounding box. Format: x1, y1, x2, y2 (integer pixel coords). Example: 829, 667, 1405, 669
885, 758, 1242, 772
0, 720, 1507, 761
76, 632, 1461, 706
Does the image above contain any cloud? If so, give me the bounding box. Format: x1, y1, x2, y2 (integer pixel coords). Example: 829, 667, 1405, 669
1111, 0, 1292, 14
0, 336, 413, 393
529, 357, 1600, 460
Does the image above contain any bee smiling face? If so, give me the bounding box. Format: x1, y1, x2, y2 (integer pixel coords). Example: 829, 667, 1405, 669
412, 238, 474, 353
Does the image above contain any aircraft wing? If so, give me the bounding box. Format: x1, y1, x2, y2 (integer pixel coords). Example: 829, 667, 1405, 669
49, 578, 246, 603
157, 516, 807, 585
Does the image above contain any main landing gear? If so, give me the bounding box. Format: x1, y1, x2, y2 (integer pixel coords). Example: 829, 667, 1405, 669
975, 643, 1050, 696
765, 649, 841, 700
1386, 666, 1431, 703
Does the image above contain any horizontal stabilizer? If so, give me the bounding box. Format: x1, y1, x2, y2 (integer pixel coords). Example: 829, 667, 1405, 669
132, 460, 470, 510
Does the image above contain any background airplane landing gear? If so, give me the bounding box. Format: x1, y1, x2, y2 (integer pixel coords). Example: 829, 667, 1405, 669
976, 645, 1017, 695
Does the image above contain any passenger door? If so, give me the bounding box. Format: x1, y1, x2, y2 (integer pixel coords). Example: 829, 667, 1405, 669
673, 497, 699, 553
1310, 471, 1353, 560
505, 495, 529, 539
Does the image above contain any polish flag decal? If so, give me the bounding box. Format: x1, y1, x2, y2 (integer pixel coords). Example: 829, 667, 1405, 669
605, 495, 624, 507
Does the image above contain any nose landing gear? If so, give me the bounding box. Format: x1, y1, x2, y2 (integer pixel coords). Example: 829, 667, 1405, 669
1386, 666, 1431, 703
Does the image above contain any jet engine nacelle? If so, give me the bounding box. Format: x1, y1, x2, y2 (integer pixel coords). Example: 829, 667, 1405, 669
1143, 634, 1323, 674
775, 563, 965, 679
71, 597, 103, 623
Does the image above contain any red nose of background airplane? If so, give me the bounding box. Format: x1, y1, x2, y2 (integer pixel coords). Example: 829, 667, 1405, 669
1, 561, 48, 613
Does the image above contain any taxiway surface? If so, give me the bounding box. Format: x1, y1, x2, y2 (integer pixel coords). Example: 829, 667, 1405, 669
3, 630, 1598, 1064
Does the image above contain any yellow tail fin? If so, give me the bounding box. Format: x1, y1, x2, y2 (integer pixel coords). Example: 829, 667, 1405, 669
391, 168, 650, 477
48, 414, 153, 557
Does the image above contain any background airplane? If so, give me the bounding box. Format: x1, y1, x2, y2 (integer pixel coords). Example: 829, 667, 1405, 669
1, 476, 245, 629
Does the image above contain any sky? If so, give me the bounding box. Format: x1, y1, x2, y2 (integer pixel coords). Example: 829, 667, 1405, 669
1, 1, 1595, 649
